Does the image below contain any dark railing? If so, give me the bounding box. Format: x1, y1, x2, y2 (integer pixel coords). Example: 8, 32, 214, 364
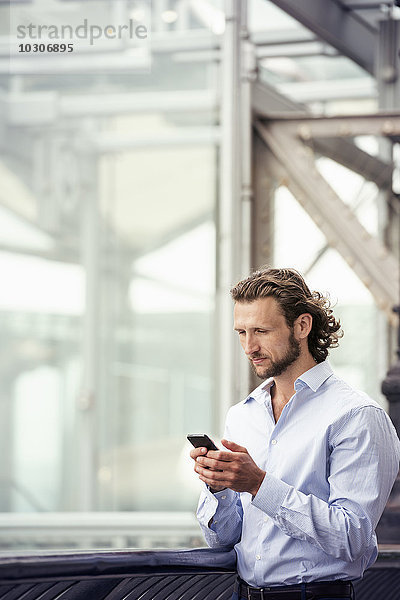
0, 548, 399, 599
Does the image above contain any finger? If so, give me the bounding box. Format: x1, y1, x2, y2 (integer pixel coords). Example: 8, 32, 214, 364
195, 463, 229, 485
197, 456, 224, 471
207, 449, 236, 462
198, 473, 229, 489
195, 462, 225, 478
221, 439, 249, 454
190, 447, 208, 460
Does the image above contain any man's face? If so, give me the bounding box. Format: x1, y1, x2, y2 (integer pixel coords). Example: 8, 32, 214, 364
233, 297, 301, 379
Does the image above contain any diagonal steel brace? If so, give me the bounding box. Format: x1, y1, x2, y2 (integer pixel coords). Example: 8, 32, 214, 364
255, 121, 399, 325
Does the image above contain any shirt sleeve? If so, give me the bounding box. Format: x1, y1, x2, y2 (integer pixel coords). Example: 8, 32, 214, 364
195, 409, 244, 548
196, 484, 243, 548
252, 405, 400, 563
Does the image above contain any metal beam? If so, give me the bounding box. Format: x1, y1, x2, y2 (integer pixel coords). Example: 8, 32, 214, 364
312, 137, 392, 188
255, 120, 399, 323
77, 150, 100, 511
252, 80, 306, 117
376, 18, 400, 376
276, 77, 376, 102
216, 0, 243, 425
252, 78, 376, 117
238, 7, 255, 400
251, 28, 316, 45
1, 90, 218, 125
252, 135, 275, 274
268, 0, 377, 74
257, 41, 338, 59
377, 19, 400, 111
264, 112, 400, 138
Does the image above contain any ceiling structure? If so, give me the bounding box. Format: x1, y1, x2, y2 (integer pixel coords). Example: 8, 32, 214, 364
268, 0, 393, 75
247, 0, 400, 112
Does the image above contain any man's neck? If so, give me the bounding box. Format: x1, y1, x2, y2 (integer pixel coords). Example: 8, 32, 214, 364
271, 354, 317, 404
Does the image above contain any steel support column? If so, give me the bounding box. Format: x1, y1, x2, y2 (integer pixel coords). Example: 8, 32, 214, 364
375, 17, 400, 406
377, 19, 400, 111
75, 149, 101, 511
249, 136, 278, 392
252, 137, 276, 273
376, 17, 400, 546
238, 2, 256, 401
376, 18, 400, 337
376, 18, 400, 261
215, 0, 241, 426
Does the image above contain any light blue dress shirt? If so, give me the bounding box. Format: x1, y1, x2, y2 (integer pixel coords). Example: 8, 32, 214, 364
197, 361, 400, 587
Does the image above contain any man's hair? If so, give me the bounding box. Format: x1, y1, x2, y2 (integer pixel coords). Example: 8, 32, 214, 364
230, 267, 343, 363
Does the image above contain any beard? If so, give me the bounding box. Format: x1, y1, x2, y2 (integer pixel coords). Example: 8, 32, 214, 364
250, 330, 301, 379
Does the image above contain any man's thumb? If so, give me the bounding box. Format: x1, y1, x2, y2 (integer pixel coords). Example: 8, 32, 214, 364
221, 439, 248, 454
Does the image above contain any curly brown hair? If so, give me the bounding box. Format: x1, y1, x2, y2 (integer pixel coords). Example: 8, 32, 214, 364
230, 267, 343, 363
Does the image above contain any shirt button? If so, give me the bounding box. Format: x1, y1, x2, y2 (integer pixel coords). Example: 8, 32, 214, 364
256, 554, 261, 560
221, 495, 226, 500
263, 516, 269, 522
271, 439, 277, 445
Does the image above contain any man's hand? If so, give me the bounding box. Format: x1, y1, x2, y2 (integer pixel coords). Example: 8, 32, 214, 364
190, 445, 226, 493
191, 439, 266, 497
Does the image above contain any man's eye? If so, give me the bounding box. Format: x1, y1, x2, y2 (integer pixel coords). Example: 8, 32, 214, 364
256, 329, 267, 334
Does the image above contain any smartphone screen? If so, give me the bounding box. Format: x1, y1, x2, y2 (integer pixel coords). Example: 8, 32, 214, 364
187, 434, 219, 451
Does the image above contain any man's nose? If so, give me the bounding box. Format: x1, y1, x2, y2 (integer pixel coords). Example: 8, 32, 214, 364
245, 335, 260, 355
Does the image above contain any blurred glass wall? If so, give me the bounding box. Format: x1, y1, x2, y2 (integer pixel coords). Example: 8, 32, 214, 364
0, 0, 218, 517
0, 0, 397, 550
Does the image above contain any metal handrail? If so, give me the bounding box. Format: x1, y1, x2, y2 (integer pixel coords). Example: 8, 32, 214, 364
0, 548, 237, 600
0, 547, 399, 600
0, 547, 236, 580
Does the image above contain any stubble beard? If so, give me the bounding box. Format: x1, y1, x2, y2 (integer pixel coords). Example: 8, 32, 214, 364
250, 331, 301, 380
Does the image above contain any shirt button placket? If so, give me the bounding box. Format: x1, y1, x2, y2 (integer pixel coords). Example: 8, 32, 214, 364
254, 548, 264, 583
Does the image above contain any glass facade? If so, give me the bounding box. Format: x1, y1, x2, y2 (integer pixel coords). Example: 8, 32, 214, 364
1, 0, 219, 522
0, 0, 397, 550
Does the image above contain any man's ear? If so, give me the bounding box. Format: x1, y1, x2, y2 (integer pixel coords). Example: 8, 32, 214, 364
294, 313, 313, 339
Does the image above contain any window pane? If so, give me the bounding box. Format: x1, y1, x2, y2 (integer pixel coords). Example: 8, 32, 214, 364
1, 0, 218, 548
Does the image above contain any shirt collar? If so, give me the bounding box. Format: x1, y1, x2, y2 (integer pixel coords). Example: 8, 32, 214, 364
245, 378, 275, 404
244, 360, 333, 403
296, 360, 333, 392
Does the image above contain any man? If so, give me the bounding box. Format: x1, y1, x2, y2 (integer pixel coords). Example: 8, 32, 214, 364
191, 267, 400, 600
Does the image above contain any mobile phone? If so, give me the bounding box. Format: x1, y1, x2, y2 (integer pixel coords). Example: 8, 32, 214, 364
187, 434, 219, 451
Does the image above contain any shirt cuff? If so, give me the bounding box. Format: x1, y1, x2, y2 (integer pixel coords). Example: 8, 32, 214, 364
251, 472, 291, 517
213, 487, 235, 499
197, 485, 238, 532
